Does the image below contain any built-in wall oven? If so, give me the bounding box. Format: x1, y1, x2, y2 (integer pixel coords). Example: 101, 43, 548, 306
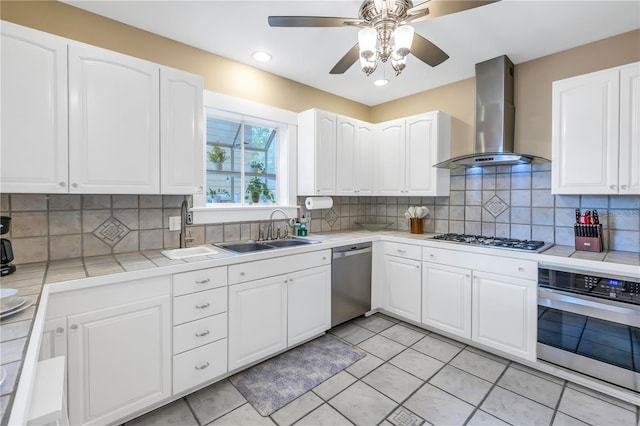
537, 265, 640, 392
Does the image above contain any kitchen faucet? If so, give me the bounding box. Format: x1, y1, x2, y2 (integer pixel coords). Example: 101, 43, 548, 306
267, 208, 288, 240
180, 200, 194, 248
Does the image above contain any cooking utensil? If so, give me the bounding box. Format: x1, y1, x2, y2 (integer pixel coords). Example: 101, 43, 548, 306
408, 206, 416, 217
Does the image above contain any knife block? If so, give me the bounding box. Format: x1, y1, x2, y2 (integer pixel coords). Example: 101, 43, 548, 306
575, 225, 603, 252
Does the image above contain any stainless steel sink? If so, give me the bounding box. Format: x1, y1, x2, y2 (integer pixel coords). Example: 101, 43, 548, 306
216, 242, 275, 253
263, 238, 317, 248
215, 238, 318, 253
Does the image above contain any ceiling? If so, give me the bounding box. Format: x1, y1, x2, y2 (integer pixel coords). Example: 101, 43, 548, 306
64, 0, 640, 106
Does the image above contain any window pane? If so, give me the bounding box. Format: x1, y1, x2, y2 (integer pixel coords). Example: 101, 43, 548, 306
206, 111, 278, 205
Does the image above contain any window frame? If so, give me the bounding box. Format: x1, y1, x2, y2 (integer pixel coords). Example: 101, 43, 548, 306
191, 90, 298, 224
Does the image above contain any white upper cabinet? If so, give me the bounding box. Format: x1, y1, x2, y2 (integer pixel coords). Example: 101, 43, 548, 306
377, 112, 451, 196
619, 63, 640, 195
0, 22, 69, 193
69, 44, 160, 194
298, 109, 337, 195
552, 62, 640, 194
336, 116, 374, 195
1, 22, 204, 195
160, 67, 205, 195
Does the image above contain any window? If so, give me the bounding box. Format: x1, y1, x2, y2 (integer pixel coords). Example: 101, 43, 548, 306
191, 91, 298, 224
206, 113, 278, 205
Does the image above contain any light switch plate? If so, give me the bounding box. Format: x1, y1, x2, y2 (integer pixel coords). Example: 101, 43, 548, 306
169, 216, 181, 231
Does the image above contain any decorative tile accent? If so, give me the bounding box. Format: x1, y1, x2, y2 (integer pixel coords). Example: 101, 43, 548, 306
324, 208, 339, 227
92, 216, 130, 247
388, 406, 423, 426
483, 195, 509, 218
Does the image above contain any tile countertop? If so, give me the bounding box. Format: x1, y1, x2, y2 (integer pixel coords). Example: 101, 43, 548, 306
0, 230, 638, 424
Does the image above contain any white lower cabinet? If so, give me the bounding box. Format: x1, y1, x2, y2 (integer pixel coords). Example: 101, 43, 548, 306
422, 263, 472, 339
287, 265, 331, 346
421, 247, 537, 362
228, 276, 288, 370
472, 271, 537, 361
67, 295, 171, 425
228, 251, 332, 370
382, 243, 422, 323
173, 339, 227, 396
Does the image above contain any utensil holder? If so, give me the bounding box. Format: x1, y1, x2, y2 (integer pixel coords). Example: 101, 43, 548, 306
574, 224, 603, 252
410, 218, 423, 234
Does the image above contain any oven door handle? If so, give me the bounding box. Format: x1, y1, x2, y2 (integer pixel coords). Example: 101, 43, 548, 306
538, 287, 640, 327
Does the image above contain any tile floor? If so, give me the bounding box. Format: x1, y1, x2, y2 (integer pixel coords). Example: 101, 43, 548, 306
125, 313, 640, 426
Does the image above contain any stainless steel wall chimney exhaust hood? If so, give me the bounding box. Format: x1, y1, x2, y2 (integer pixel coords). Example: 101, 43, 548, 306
435, 55, 549, 169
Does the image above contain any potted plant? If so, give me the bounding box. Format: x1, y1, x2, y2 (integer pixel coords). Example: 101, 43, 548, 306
245, 177, 274, 204
208, 187, 231, 203
249, 159, 265, 173
208, 143, 227, 171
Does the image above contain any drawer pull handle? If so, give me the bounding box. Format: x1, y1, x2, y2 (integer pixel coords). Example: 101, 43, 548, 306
518, 267, 524, 272
240, 272, 245, 276
195, 362, 210, 370
195, 303, 210, 309
397, 249, 406, 254
195, 278, 210, 284
195, 330, 210, 337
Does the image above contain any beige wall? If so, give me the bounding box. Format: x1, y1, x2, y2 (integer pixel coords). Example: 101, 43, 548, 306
2, 1, 639, 159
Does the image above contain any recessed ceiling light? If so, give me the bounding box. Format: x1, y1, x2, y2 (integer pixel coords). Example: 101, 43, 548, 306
252, 51, 272, 62
373, 79, 389, 86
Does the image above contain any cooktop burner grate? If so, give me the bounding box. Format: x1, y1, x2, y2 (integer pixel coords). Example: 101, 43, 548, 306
430, 233, 552, 252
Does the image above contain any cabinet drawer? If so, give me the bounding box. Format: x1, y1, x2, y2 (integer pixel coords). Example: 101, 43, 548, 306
173, 313, 227, 355
173, 267, 227, 296
384, 242, 422, 260
174, 287, 227, 325
173, 339, 227, 395
422, 247, 537, 280
228, 249, 331, 285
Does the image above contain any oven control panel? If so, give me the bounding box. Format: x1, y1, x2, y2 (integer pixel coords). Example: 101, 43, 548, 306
539, 268, 640, 305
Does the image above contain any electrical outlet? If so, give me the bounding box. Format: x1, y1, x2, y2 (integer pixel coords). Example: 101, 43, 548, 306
186, 212, 193, 225
169, 216, 181, 231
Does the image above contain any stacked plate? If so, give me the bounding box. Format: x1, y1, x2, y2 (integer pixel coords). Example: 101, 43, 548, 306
0, 288, 33, 319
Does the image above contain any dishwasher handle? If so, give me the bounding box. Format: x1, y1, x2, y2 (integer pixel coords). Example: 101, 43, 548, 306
332, 246, 372, 259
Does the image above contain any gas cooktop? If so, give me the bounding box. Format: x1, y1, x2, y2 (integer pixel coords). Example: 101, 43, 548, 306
430, 233, 553, 253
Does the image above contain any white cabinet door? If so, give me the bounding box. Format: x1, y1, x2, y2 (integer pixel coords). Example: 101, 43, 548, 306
383, 255, 421, 322
472, 271, 537, 361
356, 122, 375, 195
377, 119, 406, 195
0, 22, 68, 193
422, 262, 471, 339
68, 44, 160, 194
552, 68, 620, 194
405, 112, 450, 196
228, 276, 287, 370
619, 63, 640, 195
67, 295, 171, 425
297, 109, 336, 195
287, 265, 331, 346
160, 67, 204, 195
335, 116, 358, 195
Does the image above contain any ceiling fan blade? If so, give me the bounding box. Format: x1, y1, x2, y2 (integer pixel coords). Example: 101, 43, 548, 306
268, 16, 362, 27
411, 34, 449, 67
407, 0, 497, 20
330, 43, 360, 74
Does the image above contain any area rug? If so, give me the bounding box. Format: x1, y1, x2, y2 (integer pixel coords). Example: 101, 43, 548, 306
229, 334, 366, 416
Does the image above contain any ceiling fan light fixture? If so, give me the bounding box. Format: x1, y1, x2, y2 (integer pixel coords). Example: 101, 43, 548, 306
252, 51, 272, 62
360, 55, 378, 76
358, 27, 378, 59
391, 25, 414, 58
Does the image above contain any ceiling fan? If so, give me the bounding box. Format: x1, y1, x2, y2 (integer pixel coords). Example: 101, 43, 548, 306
268, 0, 496, 76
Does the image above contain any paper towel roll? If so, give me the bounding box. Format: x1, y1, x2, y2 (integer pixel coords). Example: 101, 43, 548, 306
305, 197, 333, 210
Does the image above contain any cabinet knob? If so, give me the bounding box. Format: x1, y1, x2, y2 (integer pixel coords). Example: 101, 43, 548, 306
284, 279, 288, 283
240, 272, 245, 276
466, 274, 470, 278
55, 327, 64, 334
195, 330, 210, 337
518, 267, 525, 272
71, 183, 78, 188
609, 185, 617, 190
195, 278, 210, 284
621, 185, 629, 190
59, 181, 67, 188
322, 257, 326, 260
195, 303, 210, 309
429, 254, 434, 258
195, 362, 210, 370
70, 324, 78, 330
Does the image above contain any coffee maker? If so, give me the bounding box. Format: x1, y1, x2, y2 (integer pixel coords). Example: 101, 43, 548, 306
1, 216, 16, 276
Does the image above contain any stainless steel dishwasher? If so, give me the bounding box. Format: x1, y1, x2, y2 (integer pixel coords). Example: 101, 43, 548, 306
331, 243, 372, 327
